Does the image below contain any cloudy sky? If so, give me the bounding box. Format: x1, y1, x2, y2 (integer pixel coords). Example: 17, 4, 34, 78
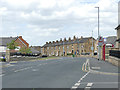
0, 0, 119, 46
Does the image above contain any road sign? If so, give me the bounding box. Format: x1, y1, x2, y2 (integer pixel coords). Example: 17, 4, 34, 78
98, 36, 104, 46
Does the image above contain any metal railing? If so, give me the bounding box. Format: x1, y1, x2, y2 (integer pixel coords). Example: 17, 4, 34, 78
109, 50, 120, 58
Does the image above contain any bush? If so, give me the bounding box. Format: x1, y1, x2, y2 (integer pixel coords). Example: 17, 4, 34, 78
19, 47, 32, 54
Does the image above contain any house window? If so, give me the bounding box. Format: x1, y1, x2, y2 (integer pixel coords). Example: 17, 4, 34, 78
67, 46, 69, 49
47, 47, 49, 50
51, 47, 53, 50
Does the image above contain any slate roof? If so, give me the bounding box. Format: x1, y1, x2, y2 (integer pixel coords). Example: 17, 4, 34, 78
104, 36, 117, 45
115, 24, 120, 30
30, 47, 40, 54
116, 38, 120, 43
0, 37, 18, 46
42, 37, 92, 47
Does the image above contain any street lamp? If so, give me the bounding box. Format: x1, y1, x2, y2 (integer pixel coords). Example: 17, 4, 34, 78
95, 7, 100, 60
92, 30, 94, 57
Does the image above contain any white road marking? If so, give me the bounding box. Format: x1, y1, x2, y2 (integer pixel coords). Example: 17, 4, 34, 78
85, 87, 91, 90
85, 83, 93, 90
74, 83, 80, 86
86, 83, 93, 87
71, 86, 78, 89
85, 87, 91, 88
0, 74, 5, 77
14, 67, 32, 72
91, 67, 100, 70
32, 69, 38, 71
71, 71, 90, 89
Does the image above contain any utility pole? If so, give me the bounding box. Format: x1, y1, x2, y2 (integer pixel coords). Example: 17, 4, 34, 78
95, 7, 100, 60
92, 30, 94, 57
63, 41, 64, 56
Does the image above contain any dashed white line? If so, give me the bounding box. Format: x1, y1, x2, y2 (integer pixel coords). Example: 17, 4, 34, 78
74, 82, 80, 86
85, 83, 93, 90
71, 71, 90, 89
86, 83, 93, 87
71, 86, 78, 89
0, 74, 5, 77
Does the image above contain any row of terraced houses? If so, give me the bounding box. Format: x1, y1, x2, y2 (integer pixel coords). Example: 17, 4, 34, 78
41, 36, 96, 56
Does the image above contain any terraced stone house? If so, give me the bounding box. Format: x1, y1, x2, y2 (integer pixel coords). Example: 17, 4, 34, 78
41, 36, 96, 56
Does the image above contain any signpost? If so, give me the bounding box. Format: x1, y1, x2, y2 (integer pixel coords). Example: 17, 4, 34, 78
98, 36, 104, 60
98, 36, 104, 46
6, 49, 10, 62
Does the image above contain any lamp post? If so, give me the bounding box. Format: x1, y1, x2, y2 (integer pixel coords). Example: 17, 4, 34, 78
92, 30, 94, 57
95, 7, 100, 60
63, 41, 64, 56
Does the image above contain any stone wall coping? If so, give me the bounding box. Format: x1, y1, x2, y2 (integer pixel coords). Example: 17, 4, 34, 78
109, 56, 120, 61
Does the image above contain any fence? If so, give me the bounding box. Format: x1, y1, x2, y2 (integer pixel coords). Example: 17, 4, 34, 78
109, 50, 120, 59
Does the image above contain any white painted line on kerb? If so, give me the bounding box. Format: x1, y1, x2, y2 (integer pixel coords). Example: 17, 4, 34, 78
71, 71, 90, 89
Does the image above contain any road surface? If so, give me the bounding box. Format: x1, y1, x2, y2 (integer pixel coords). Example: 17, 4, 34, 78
1, 57, 119, 89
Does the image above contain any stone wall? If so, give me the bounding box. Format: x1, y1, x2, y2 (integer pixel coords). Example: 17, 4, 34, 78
107, 56, 120, 67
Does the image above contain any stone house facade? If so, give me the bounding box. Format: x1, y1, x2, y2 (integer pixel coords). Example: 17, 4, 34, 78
41, 36, 96, 56
115, 25, 120, 49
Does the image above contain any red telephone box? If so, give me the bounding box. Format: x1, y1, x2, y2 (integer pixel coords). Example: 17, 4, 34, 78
102, 44, 105, 61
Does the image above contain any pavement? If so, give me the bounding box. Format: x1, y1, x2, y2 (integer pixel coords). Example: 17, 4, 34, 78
0, 57, 119, 89
89, 57, 119, 74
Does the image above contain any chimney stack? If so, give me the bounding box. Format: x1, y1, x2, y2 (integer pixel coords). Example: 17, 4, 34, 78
53, 41, 55, 43
60, 38, 62, 42
56, 40, 59, 43
68, 37, 71, 41
64, 38, 66, 42
73, 35, 76, 40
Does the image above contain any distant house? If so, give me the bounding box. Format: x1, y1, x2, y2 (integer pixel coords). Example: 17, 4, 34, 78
30, 46, 41, 55
115, 25, 120, 49
0, 36, 29, 54
104, 36, 117, 48
41, 36, 96, 56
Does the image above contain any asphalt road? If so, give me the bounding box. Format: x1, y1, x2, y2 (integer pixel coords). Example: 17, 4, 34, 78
1, 57, 119, 89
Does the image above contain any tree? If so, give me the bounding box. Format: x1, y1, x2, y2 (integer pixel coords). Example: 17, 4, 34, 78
7, 40, 18, 50
19, 47, 32, 54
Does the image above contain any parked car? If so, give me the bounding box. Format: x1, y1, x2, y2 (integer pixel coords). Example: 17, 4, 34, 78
0, 56, 6, 62
42, 55, 47, 57
94, 51, 97, 55
81, 52, 90, 55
